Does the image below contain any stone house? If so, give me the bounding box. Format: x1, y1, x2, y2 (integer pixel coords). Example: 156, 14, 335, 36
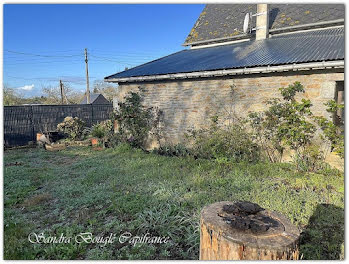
105, 4, 344, 147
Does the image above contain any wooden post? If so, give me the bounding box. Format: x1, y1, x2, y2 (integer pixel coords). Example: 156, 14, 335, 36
85, 48, 91, 104
59, 80, 65, 105
200, 201, 300, 260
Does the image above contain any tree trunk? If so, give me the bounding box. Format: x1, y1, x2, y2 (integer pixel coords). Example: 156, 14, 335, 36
200, 201, 300, 260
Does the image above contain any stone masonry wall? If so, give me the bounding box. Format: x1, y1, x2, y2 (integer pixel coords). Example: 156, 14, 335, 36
115, 69, 344, 147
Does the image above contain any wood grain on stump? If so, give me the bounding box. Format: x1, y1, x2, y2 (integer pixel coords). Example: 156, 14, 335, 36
200, 201, 300, 260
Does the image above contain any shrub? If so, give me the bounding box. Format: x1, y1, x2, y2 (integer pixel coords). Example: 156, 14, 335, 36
248, 112, 284, 163
314, 100, 344, 159
91, 124, 105, 139
91, 120, 113, 139
152, 143, 190, 157
248, 82, 317, 165
292, 144, 326, 172
248, 81, 344, 170
57, 117, 85, 140
111, 90, 162, 149
105, 133, 122, 148
186, 116, 261, 163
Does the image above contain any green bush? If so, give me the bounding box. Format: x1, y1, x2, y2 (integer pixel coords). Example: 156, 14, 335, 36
292, 144, 326, 172
248, 81, 344, 170
111, 90, 162, 149
314, 100, 344, 159
91, 124, 105, 139
248, 82, 320, 167
186, 116, 261, 163
57, 117, 85, 140
152, 144, 190, 157
91, 120, 113, 139
249, 82, 316, 163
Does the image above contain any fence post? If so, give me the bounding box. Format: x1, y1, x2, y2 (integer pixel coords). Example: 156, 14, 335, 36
91, 104, 94, 126
30, 105, 35, 143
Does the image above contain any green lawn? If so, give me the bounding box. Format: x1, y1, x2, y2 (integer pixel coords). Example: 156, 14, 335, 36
4, 145, 344, 260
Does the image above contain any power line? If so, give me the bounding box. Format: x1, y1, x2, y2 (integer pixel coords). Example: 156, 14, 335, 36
4, 49, 83, 58
90, 52, 161, 59
89, 55, 136, 66
4, 75, 89, 84
4, 48, 164, 87
4, 49, 170, 60
4, 61, 84, 67
4, 54, 149, 67
4, 48, 168, 66
90, 48, 177, 56
3, 55, 83, 61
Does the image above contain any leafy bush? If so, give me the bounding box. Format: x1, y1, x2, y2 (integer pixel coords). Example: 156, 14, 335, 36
314, 100, 344, 159
105, 133, 122, 148
152, 144, 190, 157
57, 117, 85, 140
186, 116, 261, 162
248, 82, 317, 165
248, 112, 284, 163
91, 120, 113, 139
248, 81, 344, 170
111, 90, 162, 149
91, 124, 105, 139
292, 144, 326, 172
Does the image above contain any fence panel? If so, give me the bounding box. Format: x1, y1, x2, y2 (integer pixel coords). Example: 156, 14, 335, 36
92, 104, 114, 123
4, 104, 113, 147
4, 106, 34, 147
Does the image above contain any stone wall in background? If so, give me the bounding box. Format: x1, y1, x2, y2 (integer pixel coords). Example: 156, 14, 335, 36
115, 69, 344, 148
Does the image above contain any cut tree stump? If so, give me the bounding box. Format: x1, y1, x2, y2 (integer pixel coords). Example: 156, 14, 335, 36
200, 201, 300, 260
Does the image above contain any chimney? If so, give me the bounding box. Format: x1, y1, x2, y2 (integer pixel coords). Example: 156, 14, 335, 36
255, 4, 269, 40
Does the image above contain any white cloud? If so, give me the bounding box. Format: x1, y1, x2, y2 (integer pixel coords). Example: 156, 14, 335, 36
18, 84, 35, 91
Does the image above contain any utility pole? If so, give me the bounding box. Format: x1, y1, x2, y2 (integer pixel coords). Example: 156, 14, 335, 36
85, 48, 91, 104
59, 80, 65, 105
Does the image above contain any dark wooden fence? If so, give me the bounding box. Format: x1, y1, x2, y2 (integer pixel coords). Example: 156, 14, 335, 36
4, 104, 113, 147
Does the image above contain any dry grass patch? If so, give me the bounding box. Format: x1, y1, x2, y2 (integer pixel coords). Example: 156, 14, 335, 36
22, 193, 52, 207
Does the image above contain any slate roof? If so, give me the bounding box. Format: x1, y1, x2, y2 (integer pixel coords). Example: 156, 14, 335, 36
184, 4, 344, 44
105, 27, 344, 80
80, 93, 109, 104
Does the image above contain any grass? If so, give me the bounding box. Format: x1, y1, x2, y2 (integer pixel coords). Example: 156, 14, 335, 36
4, 144, 344, 260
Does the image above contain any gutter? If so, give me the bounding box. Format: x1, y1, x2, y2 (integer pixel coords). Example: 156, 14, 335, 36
104, 60, 344, 83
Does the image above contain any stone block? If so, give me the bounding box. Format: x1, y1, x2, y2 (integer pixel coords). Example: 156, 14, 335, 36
320, 82, 336, 99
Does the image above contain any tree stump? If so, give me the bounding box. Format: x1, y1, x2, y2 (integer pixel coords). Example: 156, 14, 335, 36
200, 201, 300, 260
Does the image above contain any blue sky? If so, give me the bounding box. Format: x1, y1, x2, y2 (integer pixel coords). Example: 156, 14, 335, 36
3, 4, 204, 97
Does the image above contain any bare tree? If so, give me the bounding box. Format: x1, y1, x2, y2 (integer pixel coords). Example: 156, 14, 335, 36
93, 80, 118, 101
3, 84, 24, 106
41, 83, 84, 104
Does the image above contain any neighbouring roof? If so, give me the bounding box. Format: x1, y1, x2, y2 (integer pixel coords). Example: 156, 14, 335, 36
184, 4, 344, 45
80, 93, 109, 104
105, 27, 344, 81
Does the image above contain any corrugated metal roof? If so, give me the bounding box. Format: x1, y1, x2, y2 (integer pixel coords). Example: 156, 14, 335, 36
105, 27, 344, 80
